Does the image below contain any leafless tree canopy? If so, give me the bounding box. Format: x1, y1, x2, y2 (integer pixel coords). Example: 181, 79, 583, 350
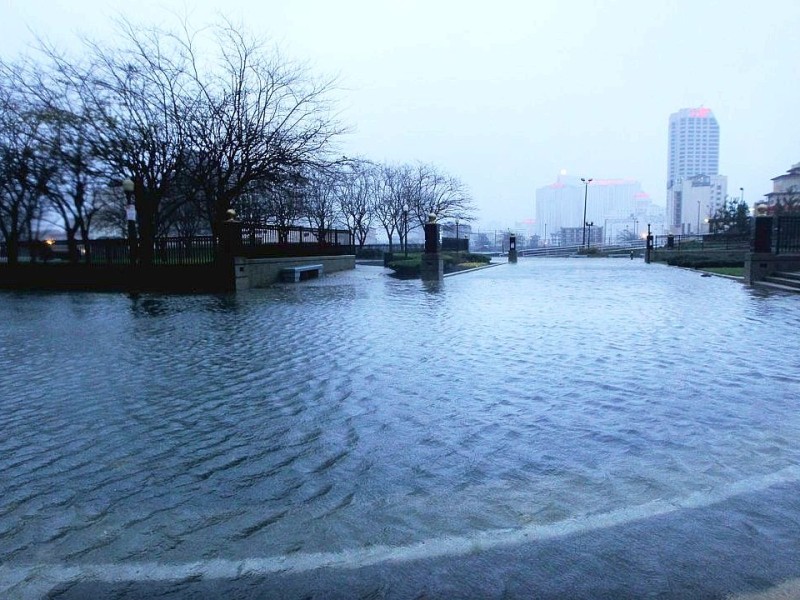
336, 159, 378, 249
0, 16, 477, 263
365, 162, 475, 250
0, 65, 57, 263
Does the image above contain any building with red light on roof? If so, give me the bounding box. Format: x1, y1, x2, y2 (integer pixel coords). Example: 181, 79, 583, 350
667, 107, 719, 185
535, 173, 663, 244
666, 107, 726, 234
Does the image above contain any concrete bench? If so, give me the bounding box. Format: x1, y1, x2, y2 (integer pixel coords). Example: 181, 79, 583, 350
280, 264, 324, 283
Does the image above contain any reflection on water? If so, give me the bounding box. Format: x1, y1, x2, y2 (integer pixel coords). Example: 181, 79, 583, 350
2, 259, 800, 598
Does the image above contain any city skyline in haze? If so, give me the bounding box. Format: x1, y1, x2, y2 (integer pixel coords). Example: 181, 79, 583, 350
2, 0, 799, 229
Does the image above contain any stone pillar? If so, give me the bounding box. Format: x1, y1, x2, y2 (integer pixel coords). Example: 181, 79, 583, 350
752, 216, 773, 254
744, 253, 773, 286
218, 210, 242, 261
508, 234, 517, 263
421, 214, 443, 281
217, 211, 243, 291
424, 222, 440, 254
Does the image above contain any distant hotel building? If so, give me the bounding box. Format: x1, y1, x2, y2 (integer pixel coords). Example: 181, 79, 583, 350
666, 107, 726, 234
535, 173, 661, 244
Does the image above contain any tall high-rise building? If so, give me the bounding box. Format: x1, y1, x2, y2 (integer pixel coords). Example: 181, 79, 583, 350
667, 107, 720, 186
666, 107, 724, 234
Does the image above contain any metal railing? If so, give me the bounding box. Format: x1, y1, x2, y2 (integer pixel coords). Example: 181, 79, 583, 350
652, 233, 750, 252
360, 243, 425, 253
1, 224, 356, 267
236, 225, 354, 258
519, 241, 646, 257
775, 216, 800, 255
241, 224, 352, 247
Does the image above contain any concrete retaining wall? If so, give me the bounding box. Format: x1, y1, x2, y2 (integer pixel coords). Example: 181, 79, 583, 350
233, 255, 355, 290
744, 253, 800, 285
0, 263, 231, 293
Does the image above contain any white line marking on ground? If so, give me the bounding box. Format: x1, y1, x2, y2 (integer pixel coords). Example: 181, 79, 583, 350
2, 465, 799, 599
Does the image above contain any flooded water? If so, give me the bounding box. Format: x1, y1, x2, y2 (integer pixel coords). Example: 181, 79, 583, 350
2, 258, 800, 599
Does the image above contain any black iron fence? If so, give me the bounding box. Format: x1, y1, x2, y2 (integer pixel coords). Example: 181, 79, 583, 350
441, 237, 469, 252
0, 224, 355, 266
652, 233, 750, 251
360, 243, 425, 253
649, 219, 800, 260
235, 225, 354, 258
775, 216, 800, 254
241, 224, 352, 246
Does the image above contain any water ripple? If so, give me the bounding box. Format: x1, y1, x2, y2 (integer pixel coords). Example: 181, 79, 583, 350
1, 261, 800, 583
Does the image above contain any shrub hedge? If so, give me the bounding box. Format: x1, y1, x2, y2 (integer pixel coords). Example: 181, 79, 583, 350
385, 251, 491, 278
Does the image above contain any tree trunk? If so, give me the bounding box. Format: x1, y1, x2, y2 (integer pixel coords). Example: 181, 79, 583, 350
6, 232, 19, 265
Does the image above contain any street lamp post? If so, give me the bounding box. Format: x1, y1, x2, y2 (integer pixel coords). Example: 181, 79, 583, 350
455, 219, 460, 255
123, 178, 137, 265
581, 177, 592, 247
402, 203, 409, 257
586, 221, 594, 248
740, 186, 745, 219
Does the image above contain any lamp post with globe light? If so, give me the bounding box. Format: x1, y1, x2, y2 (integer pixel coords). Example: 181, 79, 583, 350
123, 178, 137, 265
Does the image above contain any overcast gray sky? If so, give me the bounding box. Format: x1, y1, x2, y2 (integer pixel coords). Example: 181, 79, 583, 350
2, 0, 798, 229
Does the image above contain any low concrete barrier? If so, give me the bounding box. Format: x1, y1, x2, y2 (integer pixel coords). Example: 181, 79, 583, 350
280, 264, 323, 283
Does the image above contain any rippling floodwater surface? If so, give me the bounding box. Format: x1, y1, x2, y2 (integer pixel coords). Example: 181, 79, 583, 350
2, 259, 800, 598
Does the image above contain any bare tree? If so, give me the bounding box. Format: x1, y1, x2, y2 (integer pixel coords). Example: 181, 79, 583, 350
1, 54, 128, 262
39, 20, 195, 264
408, 162, 474, 227
91, 185, 128, 237
39, 17, 341, 258
336, 158, 376, 249
45, 114, 111, 262
36, 91, 110, 259
368, 162, 474, 251
302, 168, 341, 244
0, 66, 56, 264
371, 164, 411, 252
178, 21, 345, 235
262, 175, 307, 243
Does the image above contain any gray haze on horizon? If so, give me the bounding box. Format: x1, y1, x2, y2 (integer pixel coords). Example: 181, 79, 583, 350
2, 0, 798, 230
